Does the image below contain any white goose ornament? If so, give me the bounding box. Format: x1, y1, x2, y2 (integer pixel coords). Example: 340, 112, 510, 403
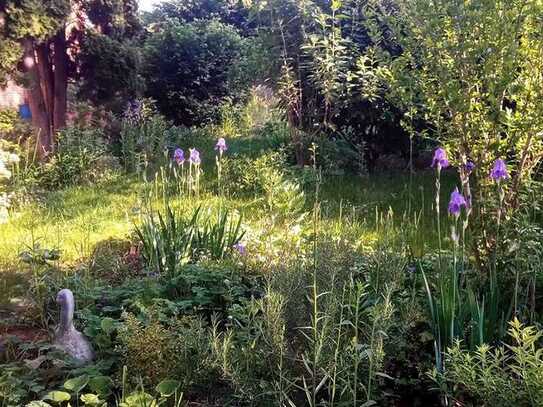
54, 289, 94, 363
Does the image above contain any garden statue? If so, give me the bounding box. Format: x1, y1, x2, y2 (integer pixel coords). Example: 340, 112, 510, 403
54, 288, 94, 363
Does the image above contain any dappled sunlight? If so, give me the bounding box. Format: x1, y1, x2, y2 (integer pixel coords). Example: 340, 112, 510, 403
2, 0, 543, 405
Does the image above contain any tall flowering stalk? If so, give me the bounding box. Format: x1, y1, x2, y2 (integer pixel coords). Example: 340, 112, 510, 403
490, 159, 508, 316
173, 148, 185, 195
423, 185, 467, 381
449, 187, 467, 272
459, 160, 475, 272
490, 160, 508, 267
432, 148, 449, 270
189, 148, 201, 198
215, 138, 227, 196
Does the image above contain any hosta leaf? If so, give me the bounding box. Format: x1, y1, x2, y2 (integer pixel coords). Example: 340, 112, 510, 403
88, 376, 114, 396
80, 393, 102, 406
64, 375, 89, 393
26, 402, 53, 407
100, 317, 116, 334
44, 391, 71, 402
155, 379, 181, 397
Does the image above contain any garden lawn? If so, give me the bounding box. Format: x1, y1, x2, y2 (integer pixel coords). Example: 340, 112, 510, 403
0, 165, 457, 276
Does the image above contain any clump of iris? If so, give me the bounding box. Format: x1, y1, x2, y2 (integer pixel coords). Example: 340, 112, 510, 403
189, 148, 201, 165
172, 148, 186, 196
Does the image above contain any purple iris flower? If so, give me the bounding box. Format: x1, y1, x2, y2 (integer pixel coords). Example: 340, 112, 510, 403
490, 159, 508, 181
448, 187, 467, 216
189, 148, 201, 165
173, 148, 185, 165
215, 138, 227, 154
465, 161, 475, 174
233, 242, 246, 255
432, 148, 449, 169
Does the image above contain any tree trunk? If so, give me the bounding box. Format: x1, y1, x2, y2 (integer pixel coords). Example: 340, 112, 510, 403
36, 41, 54, 127
23, 39, 52, 158
53, 27, 68, 132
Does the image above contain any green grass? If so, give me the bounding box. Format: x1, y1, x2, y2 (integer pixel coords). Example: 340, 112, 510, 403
0, 134, 463, 307
0, 169, 458, 265
0, 177, 143, 265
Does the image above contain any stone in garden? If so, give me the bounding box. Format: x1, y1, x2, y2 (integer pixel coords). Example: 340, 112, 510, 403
54, 289, 94, 363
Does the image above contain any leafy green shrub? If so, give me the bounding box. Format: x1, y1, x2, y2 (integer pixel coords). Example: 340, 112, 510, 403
118, 313, 177, 387
118, 312, 213, 388
89, 239, 142, 285
0, 365, 35, 407
78, 33, 143, 106
12, 126, 119, 193
0, 139, 20, 222
120, 110, 172, 172
435, 318, 543, 406
221, 150, 305, 214
318, 127, 367, 175
0, 108, 18, 134
376, 0, 543, 258
161, 263, 253, 315
0, 108, 33, 144
51, 127, 118, 187
144, 19, 245, 126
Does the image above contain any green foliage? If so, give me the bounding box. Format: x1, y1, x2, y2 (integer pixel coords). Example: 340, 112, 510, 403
435, 318, 543, 406
82, 0, 140, 37
78, 33, 143, 105
135, 205, 198, 277
0, 140, 20, 222
160, 263, 253, 315
120, 113, 171, 172
375, 0, 543, 251
0, 108, 32, 139
221, 150, 305, 214
0, 0, 70, 77
210, 290, 290, 404
50, 127, 117, 188
88, 238, 140, 285
315, 127, 367, 175
135, 205, 245, 277
118, 312, 213, 388
144, 19, 245, 125
145, 0, 249, 29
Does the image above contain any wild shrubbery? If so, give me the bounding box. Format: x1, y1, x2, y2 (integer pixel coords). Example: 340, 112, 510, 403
3, 1, 543, 406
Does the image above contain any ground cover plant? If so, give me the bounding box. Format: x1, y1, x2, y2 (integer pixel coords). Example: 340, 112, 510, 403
2, 0, 543, 406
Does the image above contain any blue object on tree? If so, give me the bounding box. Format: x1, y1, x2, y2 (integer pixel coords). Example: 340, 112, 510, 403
19, 103, 32, 120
